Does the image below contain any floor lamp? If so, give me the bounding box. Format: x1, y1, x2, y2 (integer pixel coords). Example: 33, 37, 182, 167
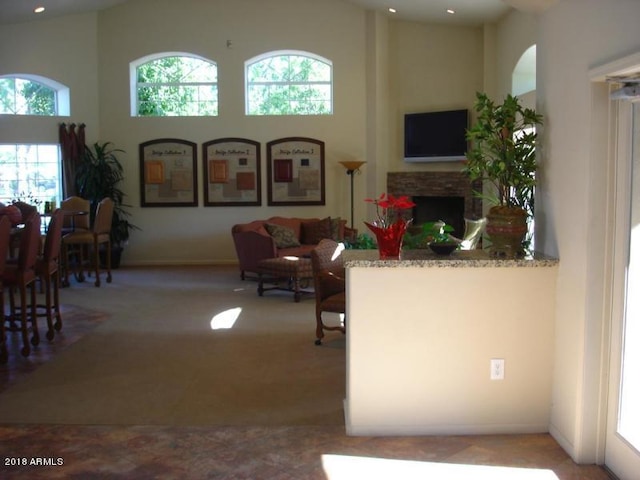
339, 160, 366, 229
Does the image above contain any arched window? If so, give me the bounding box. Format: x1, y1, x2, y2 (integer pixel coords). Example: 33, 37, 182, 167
0, 74, 69, 116
245, 51, 332, 115
131, 53, 218, 116
512, 45, 536, 97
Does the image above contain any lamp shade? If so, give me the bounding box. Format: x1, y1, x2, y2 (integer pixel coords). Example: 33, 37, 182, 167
339, 160, 366, 172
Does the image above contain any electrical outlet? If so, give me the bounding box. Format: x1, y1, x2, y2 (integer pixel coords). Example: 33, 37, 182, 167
490, 358, 505, 380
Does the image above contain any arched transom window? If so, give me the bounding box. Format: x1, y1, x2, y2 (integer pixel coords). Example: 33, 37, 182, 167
245, 51, 332, 115
0, 75, 69, 116
131, 53, 218, 116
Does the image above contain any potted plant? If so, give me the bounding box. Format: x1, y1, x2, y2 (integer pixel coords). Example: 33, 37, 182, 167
404, 221, 459, 255
464, 92, 543, 257
75, 141, 139, 267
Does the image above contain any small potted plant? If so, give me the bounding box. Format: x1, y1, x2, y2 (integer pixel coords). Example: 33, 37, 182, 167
464, 92, 543, 257
405, 221, 458, 255
364, 193, 416, 259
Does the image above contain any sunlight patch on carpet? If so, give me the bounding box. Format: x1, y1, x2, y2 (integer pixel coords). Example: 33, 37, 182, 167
210, 307, 241, 330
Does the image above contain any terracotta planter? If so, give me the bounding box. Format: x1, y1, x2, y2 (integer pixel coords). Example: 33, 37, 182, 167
485, 206, 528, 258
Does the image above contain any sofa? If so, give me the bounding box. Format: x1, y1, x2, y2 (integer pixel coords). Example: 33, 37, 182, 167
231, 216, 354, 280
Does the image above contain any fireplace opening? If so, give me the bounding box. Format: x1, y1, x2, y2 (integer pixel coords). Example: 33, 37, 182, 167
412, 196, 465, 238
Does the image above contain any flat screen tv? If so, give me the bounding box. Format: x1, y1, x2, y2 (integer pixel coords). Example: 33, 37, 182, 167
404, 109, 468, 162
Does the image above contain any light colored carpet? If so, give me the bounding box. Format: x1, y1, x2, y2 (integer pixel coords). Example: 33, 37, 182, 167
0, 265, 346, 425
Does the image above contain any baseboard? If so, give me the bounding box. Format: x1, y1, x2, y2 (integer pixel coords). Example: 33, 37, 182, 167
120, 260, 239, 267
345, 422, 549, 437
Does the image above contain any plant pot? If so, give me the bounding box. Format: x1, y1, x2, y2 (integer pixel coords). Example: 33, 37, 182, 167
485, 206, 528, 258
428, 242, 458, 256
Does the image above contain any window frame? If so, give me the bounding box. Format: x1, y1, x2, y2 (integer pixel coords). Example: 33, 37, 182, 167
0, 143, 63, 209
0, 74, 69, 116
245, 50, 333, 116
130, 52, 219, 117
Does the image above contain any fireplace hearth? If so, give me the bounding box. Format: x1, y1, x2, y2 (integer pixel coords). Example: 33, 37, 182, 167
387, 172, 482, 238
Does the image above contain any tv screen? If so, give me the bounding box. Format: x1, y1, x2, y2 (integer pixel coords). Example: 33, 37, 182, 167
404, 109, 468, 162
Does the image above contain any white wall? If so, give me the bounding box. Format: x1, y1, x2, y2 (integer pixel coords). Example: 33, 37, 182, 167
0, 13, 100, 144
346, 260, 558, 436
0, 0, 488, 266
537, 0, 640, 464
95, 0, 367, 265
387, 21, 484, 174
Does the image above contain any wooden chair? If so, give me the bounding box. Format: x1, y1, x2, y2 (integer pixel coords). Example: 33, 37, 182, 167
62, 197, 114, 287
3, 213, 41, 358
60, 196, 90, 236
310, 239, 346, 345
35, 209, 65, 340
8, 201, 39, 257
0, 216, 11, 363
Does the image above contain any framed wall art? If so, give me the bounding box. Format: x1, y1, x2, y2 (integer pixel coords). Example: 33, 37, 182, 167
202, 138, 261, 206
266, 137, 325, 206
139, 138, 198, 207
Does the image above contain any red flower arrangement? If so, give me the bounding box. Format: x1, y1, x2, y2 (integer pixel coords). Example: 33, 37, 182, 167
364, 193, 416, 229
364, 193, 416, 259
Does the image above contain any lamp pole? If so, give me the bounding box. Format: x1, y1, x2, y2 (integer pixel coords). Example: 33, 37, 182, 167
339, 161, 366, 229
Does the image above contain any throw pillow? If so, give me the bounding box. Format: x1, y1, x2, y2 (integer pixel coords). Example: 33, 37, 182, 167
264, 223, 301, 248
301, 217, 332, 244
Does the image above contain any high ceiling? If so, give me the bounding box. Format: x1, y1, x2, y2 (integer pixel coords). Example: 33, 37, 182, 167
0, 0, 558, 26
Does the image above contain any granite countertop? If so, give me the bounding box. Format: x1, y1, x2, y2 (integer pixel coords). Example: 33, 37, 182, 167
343, 249, 559, 268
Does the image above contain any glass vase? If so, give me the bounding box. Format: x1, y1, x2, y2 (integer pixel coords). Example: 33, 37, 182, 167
365, 219, 411, 259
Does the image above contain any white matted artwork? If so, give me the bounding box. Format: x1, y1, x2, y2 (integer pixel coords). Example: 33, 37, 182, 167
202, 138, 261, 206
139, 138, 198, 207
266, 137, 325, 206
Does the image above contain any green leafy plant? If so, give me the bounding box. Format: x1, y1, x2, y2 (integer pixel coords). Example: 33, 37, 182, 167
404, 221, 456, 249
344, 233, 377, 250
75, 141, 139, 247
464, 92, 543, 217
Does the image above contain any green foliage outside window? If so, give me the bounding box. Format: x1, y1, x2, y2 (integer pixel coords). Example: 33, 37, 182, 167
246, 54, 332, 115
136, 56, 218, 116
0, 77, 56, 115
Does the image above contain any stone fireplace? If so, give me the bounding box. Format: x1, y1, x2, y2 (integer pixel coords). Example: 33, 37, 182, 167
387, 171, 482, 238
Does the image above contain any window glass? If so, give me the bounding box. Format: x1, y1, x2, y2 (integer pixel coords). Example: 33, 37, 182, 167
246, 51, 332, 115
0, 77, 58, 115
0, 144, 62, 209
133, 55, 218, 116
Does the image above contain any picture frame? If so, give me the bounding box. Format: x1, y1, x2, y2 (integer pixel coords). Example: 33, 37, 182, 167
202, 138, 261, 206
266, 137, 325, 206
139, 138, 198, 207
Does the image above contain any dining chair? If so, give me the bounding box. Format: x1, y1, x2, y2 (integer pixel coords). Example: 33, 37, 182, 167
60, 196, 90, 236
310, 239, 347, 345
35, 209, 65, 340
8, 201, 39, 257
0, 215, 11, 363
62, 197, 114, 287
3, 213, 42, 358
